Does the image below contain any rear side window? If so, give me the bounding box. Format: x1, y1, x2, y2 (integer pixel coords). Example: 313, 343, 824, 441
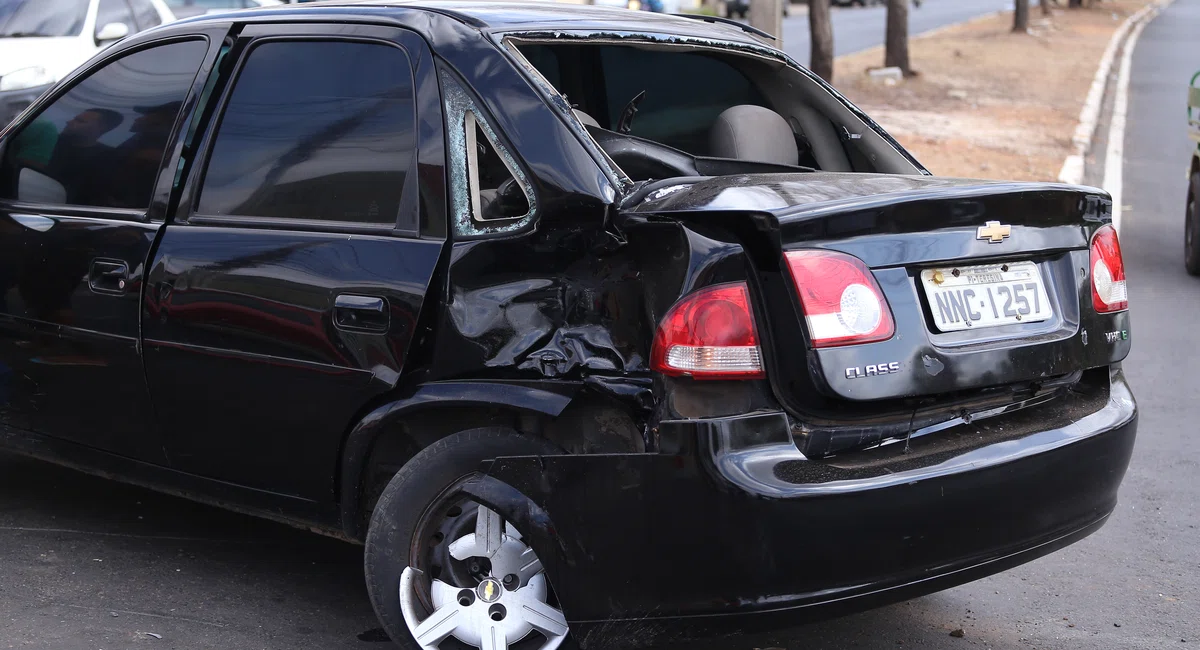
0, 39, 207, 209
197, 40, 416, 225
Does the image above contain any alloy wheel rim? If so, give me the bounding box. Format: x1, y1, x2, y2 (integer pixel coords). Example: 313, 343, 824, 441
400, 498, 568, 650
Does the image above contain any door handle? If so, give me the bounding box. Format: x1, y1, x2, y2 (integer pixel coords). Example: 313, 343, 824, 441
88, 259, 129, 295
334, 294, 389, 333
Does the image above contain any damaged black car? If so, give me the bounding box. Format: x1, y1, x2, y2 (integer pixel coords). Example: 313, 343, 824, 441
0, 3, 1136, 650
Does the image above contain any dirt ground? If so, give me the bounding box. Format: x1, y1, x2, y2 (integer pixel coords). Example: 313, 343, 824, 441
832, 0, 1151, 181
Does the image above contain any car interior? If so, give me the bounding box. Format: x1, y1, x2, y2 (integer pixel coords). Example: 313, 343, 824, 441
510, 39, 924, 183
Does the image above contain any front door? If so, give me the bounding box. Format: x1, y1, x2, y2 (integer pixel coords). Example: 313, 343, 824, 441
0, 34, 218, 461
142, 24, 446, 501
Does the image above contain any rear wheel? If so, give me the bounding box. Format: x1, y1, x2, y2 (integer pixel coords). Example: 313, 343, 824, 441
1186, 170, 1200, 276
364, 428, 569, 650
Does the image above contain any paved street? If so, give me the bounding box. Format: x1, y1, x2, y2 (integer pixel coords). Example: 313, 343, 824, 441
1, 1, 1199, 649
781, 0, 1008, 66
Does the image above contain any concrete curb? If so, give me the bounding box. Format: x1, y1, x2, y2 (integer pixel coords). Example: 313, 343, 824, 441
1057, 1, 1164, 185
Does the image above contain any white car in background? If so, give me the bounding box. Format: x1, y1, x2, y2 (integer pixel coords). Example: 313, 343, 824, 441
164, 0, 283, 20
0, 0, 175, 126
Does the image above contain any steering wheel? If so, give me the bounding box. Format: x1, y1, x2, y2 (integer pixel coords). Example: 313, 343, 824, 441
586, 126, 699, 181
479, 177, 530, 220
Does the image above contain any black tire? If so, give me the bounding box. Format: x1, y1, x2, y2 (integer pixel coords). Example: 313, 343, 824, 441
1186, 169, 1200, 276
363, 427, 563, 649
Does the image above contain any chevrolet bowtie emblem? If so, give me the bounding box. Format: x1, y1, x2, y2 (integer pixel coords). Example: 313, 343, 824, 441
477, 577, 502, 603
976, 221, 1012, 243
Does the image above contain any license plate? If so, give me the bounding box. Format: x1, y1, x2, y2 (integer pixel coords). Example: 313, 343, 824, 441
920, 261, 1052, 332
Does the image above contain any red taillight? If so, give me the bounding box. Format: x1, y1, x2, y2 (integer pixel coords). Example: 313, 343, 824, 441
1090, 225, 1128, 313
650, 282, 764, 380
784, 250, 894, 348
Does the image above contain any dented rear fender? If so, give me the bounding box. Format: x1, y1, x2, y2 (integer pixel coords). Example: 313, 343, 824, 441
337, 380, 581, 538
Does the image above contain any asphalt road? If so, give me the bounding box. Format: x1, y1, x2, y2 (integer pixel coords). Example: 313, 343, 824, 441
780, 0, 1009, 67
2, 2, 1199, 650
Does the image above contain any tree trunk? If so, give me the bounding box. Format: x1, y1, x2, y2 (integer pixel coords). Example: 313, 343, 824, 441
809, 0, 834, 82
1013, 0, 1030, 31
1041, 0, 1053, 16
884, 0, 911, 76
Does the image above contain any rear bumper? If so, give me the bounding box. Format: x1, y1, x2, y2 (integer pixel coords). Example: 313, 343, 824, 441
482, 367, 1136, 648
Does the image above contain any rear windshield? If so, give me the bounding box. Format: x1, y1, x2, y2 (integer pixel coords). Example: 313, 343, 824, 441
513, 39, 921, 181
521, 43, 767, 156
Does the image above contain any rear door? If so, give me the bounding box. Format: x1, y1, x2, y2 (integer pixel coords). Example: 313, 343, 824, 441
0, 31, 220, 460
142, 24, 446, 500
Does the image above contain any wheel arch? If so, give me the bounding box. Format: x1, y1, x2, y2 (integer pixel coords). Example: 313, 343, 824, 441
337, 380, 581, 540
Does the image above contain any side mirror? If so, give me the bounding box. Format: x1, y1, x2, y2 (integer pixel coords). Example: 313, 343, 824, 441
18, 168, 67, 204
95, 22, 130, 44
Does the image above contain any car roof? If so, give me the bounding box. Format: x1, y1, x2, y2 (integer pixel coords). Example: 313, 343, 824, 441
173, 0, 768, 47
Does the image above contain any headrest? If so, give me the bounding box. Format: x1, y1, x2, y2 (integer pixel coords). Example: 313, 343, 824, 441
709, 105, 799, 166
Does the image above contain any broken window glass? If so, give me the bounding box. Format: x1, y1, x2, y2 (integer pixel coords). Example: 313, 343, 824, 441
440, 68, 536, 237
466, 112, 530, 222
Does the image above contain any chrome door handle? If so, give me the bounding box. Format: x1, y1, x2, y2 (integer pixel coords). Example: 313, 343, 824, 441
88, 259, 129, 295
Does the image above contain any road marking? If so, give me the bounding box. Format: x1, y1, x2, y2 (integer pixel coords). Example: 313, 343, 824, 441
1103, 0, 1174, 234
1057, 1, 1157, 185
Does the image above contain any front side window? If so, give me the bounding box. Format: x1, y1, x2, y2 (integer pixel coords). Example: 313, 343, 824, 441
196, 40, 416, 225
0, 39, 207, 209
0, 0, 91, 38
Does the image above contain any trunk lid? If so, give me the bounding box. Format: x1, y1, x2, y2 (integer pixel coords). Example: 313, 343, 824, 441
627, 172, 1130, 434
629, 172, 1101, 268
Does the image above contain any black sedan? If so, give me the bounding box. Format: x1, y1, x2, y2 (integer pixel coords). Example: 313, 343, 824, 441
0, 3, 1135, 650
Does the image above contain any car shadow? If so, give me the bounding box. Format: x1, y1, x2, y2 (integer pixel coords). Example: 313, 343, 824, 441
0, 452, 977, 650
